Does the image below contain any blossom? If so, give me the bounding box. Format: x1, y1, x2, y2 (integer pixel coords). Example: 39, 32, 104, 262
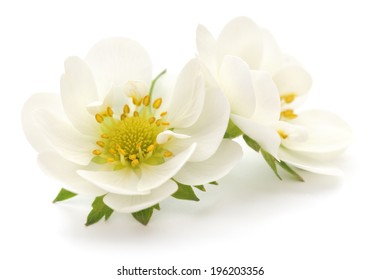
197, 17, 351, 176
22, 38, 242, 221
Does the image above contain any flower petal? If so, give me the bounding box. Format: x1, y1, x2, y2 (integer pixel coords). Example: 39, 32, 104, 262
219, 55, 256, 117
77, 167, 147, 195
278, 147, 343, 176
174, 88, 230, 162
259, 29, 283, 73
156, 130, 190, 145
38, 151, 106, 196
85, 38, 152, 99
174, 140, 242, 185
60, 56, 99, 135
34, 109, 96, 165
22, 93, 63, 153
283, 110, 352, 154
103, 180, 178, 213
231, 114, 281, 157
251, 70, 281, 122
166, 59, 205, 128
137, 143, 197, 191
217, 17, 263, 68
273, 64, 312, 98
196, 24, 218, 78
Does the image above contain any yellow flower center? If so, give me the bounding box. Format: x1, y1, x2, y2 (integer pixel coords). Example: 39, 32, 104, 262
91, 95, 173, 169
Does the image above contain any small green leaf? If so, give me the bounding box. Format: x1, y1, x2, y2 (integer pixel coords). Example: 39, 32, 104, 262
261, 149, 282, 180
278, 161, 304, 182
208, 181, 219, 185
53, 188, 77, 203
153, 204, 160, 210
172, 182, 200, 201
243, 134, 261, 152
86, 195, 114, 226
132, 206, 154, 225
194, 185, 206, 192
224, 119, 243, 139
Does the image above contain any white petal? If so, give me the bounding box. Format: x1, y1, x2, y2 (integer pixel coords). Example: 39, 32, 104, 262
250, 70, 281, 122
278, 147, 343, 176
22, 93, 63, 153
219, 55, 256, 117
259, 29, 283, 73
137, 143, 197, 191
38, 151, 106, 196
273, 64, 312, 97
85, 38, 152, 99
156, 130, 190, 145
231, 114, 281, 157
60, 56, 99, 135
34, 109, 96, 165
196, 24, 218, 78
103, 180, 177, 213
174, 88, 230, 162
174, 140, 242, 185
166, 59, 205, 128
283, 110, 352, 154
217, 17, 263, 68
77, 167, 147, 195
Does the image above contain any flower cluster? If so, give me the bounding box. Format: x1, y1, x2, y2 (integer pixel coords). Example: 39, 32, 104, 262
22, 18, 351, 225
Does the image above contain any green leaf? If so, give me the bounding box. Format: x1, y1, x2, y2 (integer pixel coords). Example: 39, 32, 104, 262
278, 161, 304, 182
149, 69, 167, 98
208, 181, 219, 185
153, 204, 160, 210
261, 149, 282, 180
132, 206, 154, 225
86, 195, 114, 226
194, 185, 206, 192
224, 119, 243, 139
53, 188, 77, 203
172, 182, 200, 201
243, 134, 261, 152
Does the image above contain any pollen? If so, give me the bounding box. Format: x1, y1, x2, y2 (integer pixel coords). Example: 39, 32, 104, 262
96, 141, 105, 148
281, 109, 298, 120
106, 107, 113, 117
123, 104, 130, 114
95, 114, 104, 123
281, 93, 297, 104
92, 149, 102, 155
143, 95, 150, 106
153, 98, 162, 109
277, 130, 289, 140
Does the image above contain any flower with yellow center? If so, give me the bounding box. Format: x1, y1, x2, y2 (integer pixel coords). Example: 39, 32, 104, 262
22, 38, 242, 215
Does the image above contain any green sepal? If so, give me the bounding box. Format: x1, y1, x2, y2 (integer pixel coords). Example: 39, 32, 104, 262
172, 182, 200, 201
261, 149, 282, 180
224, 119, 243, 139
132, 206, 156, 225
243, 134, 261, 152
278, 161, 304, 182
85, 195, 114, 226
194, 185, 206, 192
153, 203, 160, 210
208, 181, 219, 185
53, 188, 77, 203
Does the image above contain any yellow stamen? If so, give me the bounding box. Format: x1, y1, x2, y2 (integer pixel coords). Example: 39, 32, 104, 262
95, 114, 104, 123
118, 148, 126, 156
161, 121, 170, 126
92, 149, 102, 156
129, 154, 137, 161
160, 111, 167, 117
281, 109, 298, 119
96, 141, 105, 148
131, 159, 139, 167
123, 104, 130, 114
120, 113, 127, 120
156, 119, 162, 126
278, 130, 289, 140
149, 117, 156, 124
106, 107, 113, 117
109, 148, 116, 155
143, 95, 150, 106
163, 151, 173, 157
101, 133, 109, 139
136, 143, 142, 149
107, 158, 115, 163
153, 97, 162, 109
281, 93, 297, 104
132, 96, 142, 106
133, 111, 139, 117
147, 145, 155, 152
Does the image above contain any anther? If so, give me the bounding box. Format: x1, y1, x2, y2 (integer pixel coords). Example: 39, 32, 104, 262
143, 95, 150, 106
133, 111, 139, 117
96, 141, 105, 148
109, 148, 116, 155
120, 113, 127, 120
129, 154, 137, 161
118, 148, 126, 156
153, 97, 162, 109
107, 158, 115, 163
132, 96, 142, 106
123, 104, 130, 114
106, 107, 113, 117
136, 143, 142, 149
281, 109, 298, 119
156, 119, 162, 126
163, 151, 173, 157
149, 117, 156, 124
161, 121, 170, 126
160, 111, 167, 117
147, 145, 155, 152
131, 159, 139, 167
101, 133, 109, 139
277, 130, 289, 140
95, 114, 104, 123
92, 149, 102, 156
281, 93, 297, 104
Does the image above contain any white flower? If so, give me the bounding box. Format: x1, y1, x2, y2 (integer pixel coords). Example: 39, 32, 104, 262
197, 17, 351, 175
22, 38, 242, 213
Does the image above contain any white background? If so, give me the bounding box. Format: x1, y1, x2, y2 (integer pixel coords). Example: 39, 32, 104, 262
1, 0, 379, 279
